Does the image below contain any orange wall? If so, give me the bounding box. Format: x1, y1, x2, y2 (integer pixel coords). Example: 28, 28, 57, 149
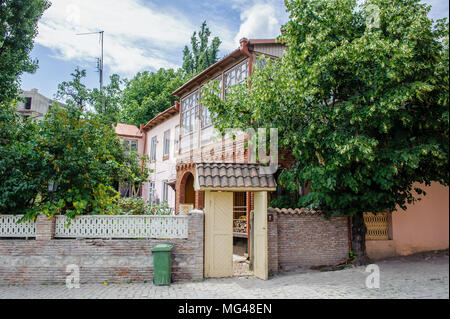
367, 182, 448, 260
391, 182, 449, 255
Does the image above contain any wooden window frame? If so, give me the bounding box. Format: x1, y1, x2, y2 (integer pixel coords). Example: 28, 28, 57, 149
150, 136, 157, 162
163, 129, 170, 160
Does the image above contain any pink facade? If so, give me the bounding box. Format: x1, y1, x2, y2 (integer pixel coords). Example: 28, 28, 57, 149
115, 123, 145, 156
367, 182, 449, 259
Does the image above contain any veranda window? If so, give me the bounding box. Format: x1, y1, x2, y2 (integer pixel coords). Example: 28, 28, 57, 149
181, 90, 199, 135
224, 59, 248, 97
200, 75, 222, 128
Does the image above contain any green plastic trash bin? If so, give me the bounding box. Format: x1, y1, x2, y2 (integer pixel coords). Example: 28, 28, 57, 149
152, 244, 173, 286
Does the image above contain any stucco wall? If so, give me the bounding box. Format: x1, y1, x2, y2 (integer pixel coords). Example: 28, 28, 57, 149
392, 182, 449, 255
367, 182, 449, 259
142, 114, 180, 208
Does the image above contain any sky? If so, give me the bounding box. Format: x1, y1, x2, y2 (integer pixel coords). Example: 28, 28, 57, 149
21, 0, 449, 100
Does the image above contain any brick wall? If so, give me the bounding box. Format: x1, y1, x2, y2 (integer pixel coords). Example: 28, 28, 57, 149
0, 211, 204, 284
268, 210, 350, 273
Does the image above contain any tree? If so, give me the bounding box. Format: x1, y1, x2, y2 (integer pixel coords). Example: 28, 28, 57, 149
120, 68, 184, 127
89, 74, 123, 124
30, 105, 149, 219
0, 101, 41, 214
202, 0, 449, 264
7, 105, 149, 219
55, 67, 90, 109
0, 0, 50, 104
182, 21, 221, 76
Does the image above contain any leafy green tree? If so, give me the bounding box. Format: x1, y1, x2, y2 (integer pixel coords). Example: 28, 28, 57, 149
182, 21, 221, 76
89, 74, 123, 124
0, 0, 50, 104
120, 68, 184, 127
55, 67, 90, 109
0, 101, 41, 214
202, 0, 449, 264
22, 105, 149, 219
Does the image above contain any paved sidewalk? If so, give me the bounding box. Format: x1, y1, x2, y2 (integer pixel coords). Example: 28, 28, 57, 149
1, 251, 448, 299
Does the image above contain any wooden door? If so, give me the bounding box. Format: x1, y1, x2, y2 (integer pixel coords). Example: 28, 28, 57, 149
204, 191, 233, 278
253, 191, 268, 280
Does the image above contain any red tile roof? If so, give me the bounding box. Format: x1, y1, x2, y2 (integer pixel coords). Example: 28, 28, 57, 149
195, 162, 276, 190
142, 103, 179, 131
115, 123, 143, 138
268, 207, 320, 215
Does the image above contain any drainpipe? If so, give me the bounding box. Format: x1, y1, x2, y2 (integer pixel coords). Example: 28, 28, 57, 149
348, 216, 353, 253
240, 38, 253, 259
239, 38, 252, 88
140, 123, 147, 198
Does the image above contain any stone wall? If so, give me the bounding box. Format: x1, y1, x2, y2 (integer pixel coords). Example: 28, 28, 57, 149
267, 209, 350, 274
0, 211, 204, 284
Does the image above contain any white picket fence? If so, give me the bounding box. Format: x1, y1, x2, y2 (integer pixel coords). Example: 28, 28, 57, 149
0, 215, 36, 237
54, 215, 188, 239
0, 215, 188, 239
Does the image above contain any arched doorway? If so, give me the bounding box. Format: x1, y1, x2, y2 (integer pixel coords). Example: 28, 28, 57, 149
183, 173, 195, 205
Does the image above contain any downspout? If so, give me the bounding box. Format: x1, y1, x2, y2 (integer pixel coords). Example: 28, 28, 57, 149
239, 38, 252, 88
140, 123, 147, 198
240, 37, 253, 259
348, 216, 353, 254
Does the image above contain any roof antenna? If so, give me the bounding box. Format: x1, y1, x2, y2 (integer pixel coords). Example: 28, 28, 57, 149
76, 31, 104, 90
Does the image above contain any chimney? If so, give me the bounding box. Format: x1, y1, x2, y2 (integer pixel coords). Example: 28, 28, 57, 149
239, 37, 249, 50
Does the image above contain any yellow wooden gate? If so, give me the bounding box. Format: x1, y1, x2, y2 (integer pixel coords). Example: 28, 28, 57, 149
253, 191, 268, 280
204, 191, 234, 278
204, 190, 268, 280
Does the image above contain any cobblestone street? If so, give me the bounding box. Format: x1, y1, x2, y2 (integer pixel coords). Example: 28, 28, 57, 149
1, 251, 448, 299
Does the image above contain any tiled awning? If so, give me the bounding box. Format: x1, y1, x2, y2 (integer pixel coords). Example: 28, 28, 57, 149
194, 163, 276, 191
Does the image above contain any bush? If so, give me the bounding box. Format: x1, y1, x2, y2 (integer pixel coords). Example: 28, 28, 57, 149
118, 197, 148, 215
117, 198, 174, 215
147, 202, 173, 215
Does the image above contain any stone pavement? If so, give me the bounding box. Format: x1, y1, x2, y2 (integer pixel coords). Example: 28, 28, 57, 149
1, 251, 448, 299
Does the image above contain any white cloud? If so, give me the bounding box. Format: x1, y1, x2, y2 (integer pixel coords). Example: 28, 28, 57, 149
36, 0, 196, 76
234, 1, 285, 44
35, 0, 290, 77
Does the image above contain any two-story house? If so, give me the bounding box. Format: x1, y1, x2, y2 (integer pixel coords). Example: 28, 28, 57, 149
172, 38, 287, 264
140, 104, 180, 210
16, 89, 60, 120
115, 123, 145, 197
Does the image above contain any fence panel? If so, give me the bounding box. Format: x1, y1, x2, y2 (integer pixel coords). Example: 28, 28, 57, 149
364, 212, 390, 240
0, 215, 36, 237
55, 215, 188, 239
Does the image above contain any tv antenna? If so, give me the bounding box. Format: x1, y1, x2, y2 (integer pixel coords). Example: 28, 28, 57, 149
76, 31, 104, 90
